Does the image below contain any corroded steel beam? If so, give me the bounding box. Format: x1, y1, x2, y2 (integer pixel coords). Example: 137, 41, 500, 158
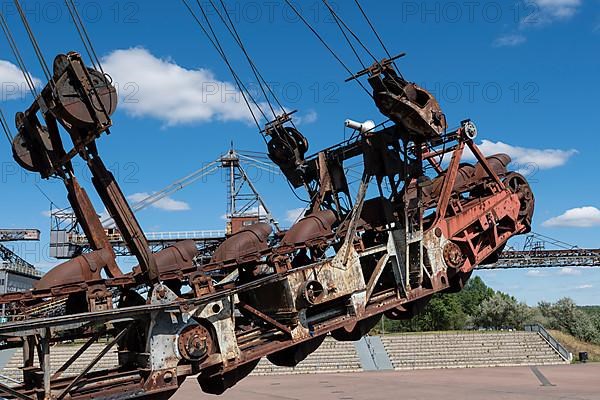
0, 54, 534, 400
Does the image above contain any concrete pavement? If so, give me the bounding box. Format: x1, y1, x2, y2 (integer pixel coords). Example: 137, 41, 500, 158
173, 363, 600, 400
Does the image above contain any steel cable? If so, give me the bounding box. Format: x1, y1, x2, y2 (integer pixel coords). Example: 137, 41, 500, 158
181, 0, 266, 135
321, 0, 380, 65
210, 0, 279, 120
66, 0, 104, 73
283, 0, 373, 99
323, 0, 367, 70
63, 0, 99, 72
353, 0, 404, 79
321, 0, 404, 89
0, 109, 14, 144
212, 0, 289, 123
194, 0, 270, 132
0, 13, 38, 97
13, 0, 53, 86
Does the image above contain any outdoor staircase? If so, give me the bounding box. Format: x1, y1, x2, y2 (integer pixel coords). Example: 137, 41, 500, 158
381, 331, 569, 370
0, 338, 361, 385
251, 338, 362, 375
0, 330, 571, 385
0, 342, 118, 387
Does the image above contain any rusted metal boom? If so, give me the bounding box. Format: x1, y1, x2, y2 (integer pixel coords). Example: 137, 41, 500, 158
0, 55, 534, 400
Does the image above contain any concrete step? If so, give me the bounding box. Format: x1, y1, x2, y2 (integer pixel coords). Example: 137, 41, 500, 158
385, 348, 559, 354
393, 361, 566, 370
0, 343, 119, 384
381, 331, 568, 370
387, 352, 561, 359
249, 338, 361, 376
0, 331, 569, 381
390, 355, 562, 363
383, 333, 540, 340
383, 344, 557, 350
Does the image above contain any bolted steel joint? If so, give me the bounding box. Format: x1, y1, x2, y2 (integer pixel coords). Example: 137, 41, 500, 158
443, 242, 466, 269
178, 325, 213, 362
298, 280, 325, 306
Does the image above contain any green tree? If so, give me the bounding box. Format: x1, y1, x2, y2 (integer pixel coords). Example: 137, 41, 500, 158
376, 277, 537, 334
471, 292, 532, 329
380, 293, 468, 333
538, 298, 600, 344
458, 276, 495, 316
418, 295, 467, 331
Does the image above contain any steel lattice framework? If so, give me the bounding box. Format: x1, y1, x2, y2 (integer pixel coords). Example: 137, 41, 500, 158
482, 249, 600, 270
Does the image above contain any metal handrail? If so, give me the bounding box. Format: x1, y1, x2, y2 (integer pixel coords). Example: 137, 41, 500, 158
0, 263, 43, 278
145, 230, 226, 241
524, 324, 572, 362
69, 230, 226, 244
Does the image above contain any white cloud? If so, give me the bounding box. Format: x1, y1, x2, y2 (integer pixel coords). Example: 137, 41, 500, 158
526, 270, 547, 277
499, 1, 581, 48
128, 192, 190, 212
0, 60, 40, 101
465, 140, 577, 171
294, 110, 318, 125
521, 0, 581, 26
285, 208, 307, 224
558, 267, 582, 276
533, 0, 581, 18
102, 48, 261, 126
575, 284, 593, 289
543, 206, 600, 228
98, 209, 116, 228
493, 34, 527, 47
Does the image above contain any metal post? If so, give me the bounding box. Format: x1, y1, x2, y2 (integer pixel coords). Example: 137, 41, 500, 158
237, 162, 280, 231
56, 325, 130, 400
41, 329, 51, 399
229, 151, 236, 217
1, 269, 7, 319
342, 171, 371, 265
52, 331, 102, 380
402, 144, 411, 292
22, 336, 34, 384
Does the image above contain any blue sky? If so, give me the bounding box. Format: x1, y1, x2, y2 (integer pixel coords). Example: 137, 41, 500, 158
0, 0, 598, 304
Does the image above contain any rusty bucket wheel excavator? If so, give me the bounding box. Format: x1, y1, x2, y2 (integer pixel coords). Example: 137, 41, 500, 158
0, 52, 534, 399
0, 4, 535, 400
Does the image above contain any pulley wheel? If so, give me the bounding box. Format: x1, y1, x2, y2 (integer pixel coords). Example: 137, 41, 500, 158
54, 54, 118, 127
504, 172, 535, 229
11, 122, 53, 174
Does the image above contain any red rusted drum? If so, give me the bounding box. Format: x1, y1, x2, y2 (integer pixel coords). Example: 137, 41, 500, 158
34, 248, 113, 291
211, 223, 272, 264
280, 210, 337, 248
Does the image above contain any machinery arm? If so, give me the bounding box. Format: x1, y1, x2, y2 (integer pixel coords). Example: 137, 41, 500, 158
0, 56, 534, 400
